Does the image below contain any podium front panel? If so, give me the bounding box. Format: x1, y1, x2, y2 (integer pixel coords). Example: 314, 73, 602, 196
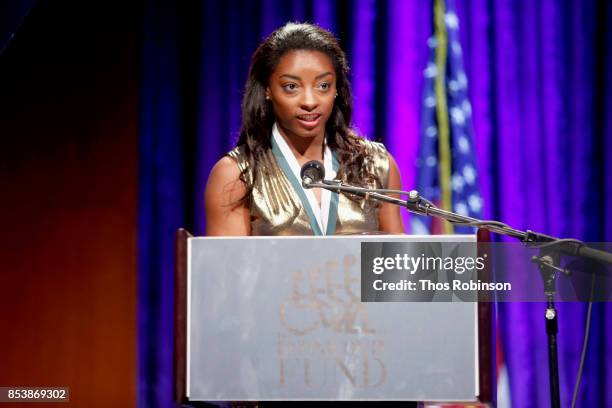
186, 235, 478, 401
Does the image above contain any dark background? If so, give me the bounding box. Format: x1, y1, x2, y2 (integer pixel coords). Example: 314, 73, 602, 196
0, 1, 138, 406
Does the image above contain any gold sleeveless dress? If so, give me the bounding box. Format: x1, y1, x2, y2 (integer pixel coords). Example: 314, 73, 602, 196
227, 140, 390, 236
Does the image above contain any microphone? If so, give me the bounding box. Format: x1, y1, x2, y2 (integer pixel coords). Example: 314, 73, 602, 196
300, 160, 325, 188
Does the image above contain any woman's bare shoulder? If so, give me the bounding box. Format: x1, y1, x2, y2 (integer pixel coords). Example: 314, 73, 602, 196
206, 156, 245, 200
209, 156, 242, 181
205, 155, 250, 236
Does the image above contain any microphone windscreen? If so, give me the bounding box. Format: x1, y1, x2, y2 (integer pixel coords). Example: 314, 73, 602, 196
300, 160, 325, 183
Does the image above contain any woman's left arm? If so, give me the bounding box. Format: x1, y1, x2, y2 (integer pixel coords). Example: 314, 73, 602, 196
378, 153, 406, 234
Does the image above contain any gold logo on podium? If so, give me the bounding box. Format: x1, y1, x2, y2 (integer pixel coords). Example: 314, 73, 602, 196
277, 255, 387, 389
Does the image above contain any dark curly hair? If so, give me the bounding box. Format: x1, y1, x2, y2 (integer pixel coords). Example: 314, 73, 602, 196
236, 22, 379, 202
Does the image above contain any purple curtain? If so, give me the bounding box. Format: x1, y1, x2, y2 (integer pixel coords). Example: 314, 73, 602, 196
458, 1, 612, 407
139, 0, 612, 406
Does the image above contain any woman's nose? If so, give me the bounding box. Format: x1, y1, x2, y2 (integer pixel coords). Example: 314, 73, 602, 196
300, 88, 318, 110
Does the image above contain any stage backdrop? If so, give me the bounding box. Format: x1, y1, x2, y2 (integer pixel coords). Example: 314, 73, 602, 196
139, 0, 612, 407
0, 1, 139, 407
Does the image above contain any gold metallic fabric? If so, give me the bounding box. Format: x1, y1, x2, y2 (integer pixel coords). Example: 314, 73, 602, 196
227, 140, 390, 236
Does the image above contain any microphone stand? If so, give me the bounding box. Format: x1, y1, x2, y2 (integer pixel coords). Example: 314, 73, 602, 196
305, 178, 612, 408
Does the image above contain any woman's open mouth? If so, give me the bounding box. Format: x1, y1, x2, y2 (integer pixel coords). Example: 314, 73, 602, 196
296, 113, 322, 128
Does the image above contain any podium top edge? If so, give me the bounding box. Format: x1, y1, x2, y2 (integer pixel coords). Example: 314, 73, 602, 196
189, 234, 477, 241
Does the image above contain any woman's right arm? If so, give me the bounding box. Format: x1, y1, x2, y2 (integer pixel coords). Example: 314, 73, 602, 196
204, 157, 251, 236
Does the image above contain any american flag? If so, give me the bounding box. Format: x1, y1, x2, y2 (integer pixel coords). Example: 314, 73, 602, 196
415, 2, 511, 408
411, 0, 483, 235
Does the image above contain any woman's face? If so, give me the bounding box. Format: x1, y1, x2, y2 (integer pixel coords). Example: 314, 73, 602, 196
266, 50, 337, 141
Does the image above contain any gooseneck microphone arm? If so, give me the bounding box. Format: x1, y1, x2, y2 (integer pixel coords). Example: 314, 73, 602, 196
303, 177, 612, 264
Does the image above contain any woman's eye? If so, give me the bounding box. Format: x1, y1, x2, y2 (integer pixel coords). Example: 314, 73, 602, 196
318, 82, 330, 91
283, 83, 298, 92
